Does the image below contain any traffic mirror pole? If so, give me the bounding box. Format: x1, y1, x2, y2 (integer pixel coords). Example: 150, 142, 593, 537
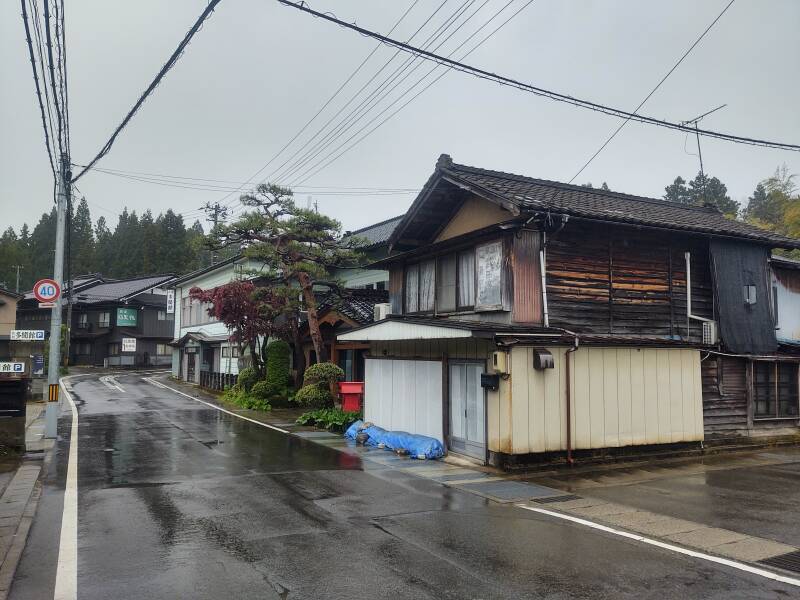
45, 155, 70, 438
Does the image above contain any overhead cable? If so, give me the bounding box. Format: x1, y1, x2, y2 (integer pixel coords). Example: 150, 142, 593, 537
276, 0, 800, 152
72, 0, 224, 183
568, 0, 736, 184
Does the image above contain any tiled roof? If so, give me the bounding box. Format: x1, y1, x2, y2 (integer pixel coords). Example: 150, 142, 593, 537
73, 275, 175, 304
344, 216, 403, 248
317, 289, 389, 325
396, 155, 800, 249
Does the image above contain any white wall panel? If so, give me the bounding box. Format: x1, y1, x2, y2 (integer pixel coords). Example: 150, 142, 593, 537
364, 358, 443, 442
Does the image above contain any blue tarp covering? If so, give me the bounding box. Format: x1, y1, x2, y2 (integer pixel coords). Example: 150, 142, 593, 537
344, 420, 445, 460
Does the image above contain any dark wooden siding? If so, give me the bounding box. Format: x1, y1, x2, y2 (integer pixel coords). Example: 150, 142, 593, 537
702, 355, 748, 437
511, 229, 542, 323
546, 222, 713, 341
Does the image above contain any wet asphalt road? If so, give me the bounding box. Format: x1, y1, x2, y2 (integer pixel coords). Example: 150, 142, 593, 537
9, 372, 799, 599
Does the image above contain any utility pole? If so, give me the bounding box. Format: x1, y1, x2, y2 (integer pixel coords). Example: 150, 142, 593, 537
45, 155, 70, 438
204, 201, 226, 265
11, 265, 23, 293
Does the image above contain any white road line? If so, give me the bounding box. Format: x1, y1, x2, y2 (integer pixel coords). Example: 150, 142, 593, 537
151, 378, 289, 434
99, 375, 124, 393
54, 376, 79, 600
142, 377, 167, 389
516, 504, 800, 588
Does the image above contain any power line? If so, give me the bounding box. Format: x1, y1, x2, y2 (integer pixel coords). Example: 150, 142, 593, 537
72, 0, 224, 183
291, 0, 532, 186
276, 0, 800, 152
568, 0, 736, 184
234, 0, 455, 212
41, 0, 64, 156
210, 0, 423, 213
278, 0, 489, 185
20, 0, 56, 176
271, 0, 480, 186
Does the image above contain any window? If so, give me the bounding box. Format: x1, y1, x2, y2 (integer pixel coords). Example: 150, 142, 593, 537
475, 241, 503, 310
457, 250, 476, 309
404, 260, 436, 314
222, 346, 229, 358
231, 346, 240, 357
437, 253, 457, 313
77, 314, 88, 329
99, 312, 110, 328
365, 284, 374, 290
75, 342, 91, 355
405, 264, 419, 313
753, 361, 799, 419
376, 280, 386, 291
157, 310, 173, 321
182, 297, 192, 324
156, 343, 170, 356
108, 343, 121, 356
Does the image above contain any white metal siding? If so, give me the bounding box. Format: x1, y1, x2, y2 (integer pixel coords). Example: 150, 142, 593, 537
364, 358, 443, 442
509, 346, 704, 453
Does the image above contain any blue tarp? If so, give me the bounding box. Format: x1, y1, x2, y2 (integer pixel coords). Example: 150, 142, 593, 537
344, 420, 445, 460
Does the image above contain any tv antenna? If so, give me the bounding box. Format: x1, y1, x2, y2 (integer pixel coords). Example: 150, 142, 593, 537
681, 104, 727, 203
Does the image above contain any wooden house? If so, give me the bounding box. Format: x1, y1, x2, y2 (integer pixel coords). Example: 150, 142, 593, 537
338, 155, 800, 467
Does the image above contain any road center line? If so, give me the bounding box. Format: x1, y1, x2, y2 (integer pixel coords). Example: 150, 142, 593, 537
150, 378, 289, 434
516, 504, 800, 588
54, 376, 79, 600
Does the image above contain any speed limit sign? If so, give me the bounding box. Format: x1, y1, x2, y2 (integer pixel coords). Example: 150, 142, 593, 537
33, 279, 61, 303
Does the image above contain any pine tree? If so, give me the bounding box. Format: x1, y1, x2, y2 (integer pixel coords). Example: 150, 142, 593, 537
94, 217, 113, 274
687, 172, 739, 215
70, 197, 95, 275
664, 177, 691, 204
30, 209, 57, 283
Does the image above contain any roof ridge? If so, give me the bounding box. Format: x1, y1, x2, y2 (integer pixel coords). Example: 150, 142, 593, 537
448, 162, 720, 214
346, 214, 405, 235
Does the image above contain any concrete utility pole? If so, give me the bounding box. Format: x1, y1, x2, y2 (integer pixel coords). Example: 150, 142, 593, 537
45, 155, 70, 438
11, 266, 23, 293
205, 202, 225, 265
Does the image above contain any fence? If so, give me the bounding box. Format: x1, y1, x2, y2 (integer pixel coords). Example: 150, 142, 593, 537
199, 370, 238, 391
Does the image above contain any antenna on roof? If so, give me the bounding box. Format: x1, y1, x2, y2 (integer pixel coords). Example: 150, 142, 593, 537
681, 104, 727, 204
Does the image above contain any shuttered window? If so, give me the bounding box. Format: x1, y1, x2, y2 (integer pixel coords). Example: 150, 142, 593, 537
475, 241, 503, 310
754, 361, 799, 419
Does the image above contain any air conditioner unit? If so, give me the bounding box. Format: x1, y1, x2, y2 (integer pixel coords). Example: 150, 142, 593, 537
702, 321, 719, 345
373, 303, 392, 322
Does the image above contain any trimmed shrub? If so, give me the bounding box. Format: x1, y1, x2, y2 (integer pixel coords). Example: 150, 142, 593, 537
302, 362, 344, 387
264, 340, 291, 405
237, 366, 258, 392
293, 384, 333, 408
223, 381, 271, 412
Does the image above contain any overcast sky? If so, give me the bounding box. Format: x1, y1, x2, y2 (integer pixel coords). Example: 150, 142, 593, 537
2, 0, 799, 236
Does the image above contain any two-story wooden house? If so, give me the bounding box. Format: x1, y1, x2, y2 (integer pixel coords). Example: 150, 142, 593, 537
338, 155, 800, 467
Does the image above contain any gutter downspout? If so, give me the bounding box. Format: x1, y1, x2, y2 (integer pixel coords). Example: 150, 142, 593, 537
539, 242, 549, 328
565, 334, 579, 466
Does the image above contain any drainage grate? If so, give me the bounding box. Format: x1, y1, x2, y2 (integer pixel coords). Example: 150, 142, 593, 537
533, 494, 582, 504
759, 550, 800, 574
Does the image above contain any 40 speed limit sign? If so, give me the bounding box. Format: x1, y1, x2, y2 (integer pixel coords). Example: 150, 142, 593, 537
33, 278, 61, 306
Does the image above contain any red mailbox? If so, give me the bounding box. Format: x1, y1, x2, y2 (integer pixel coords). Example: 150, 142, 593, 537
339, 381, 364, 412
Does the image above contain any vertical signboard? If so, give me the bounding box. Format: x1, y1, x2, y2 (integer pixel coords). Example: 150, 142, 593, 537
121, 338, 137, 353
166, 289, 175, 314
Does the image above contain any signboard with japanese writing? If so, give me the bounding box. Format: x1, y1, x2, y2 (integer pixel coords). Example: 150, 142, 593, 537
121, 338, 137, 353
166, 289, 175, 314
116, 307, 138, 327
10, 330, 45, 341
0, 363, 25, 374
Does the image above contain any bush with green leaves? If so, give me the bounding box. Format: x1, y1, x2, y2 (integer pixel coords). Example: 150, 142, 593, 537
302, 362, 344, 387
293, 384, 333, 408
236, 366, 258, 392
264, 340, 291, 405
222, 382, 271, 412
296, 408, 361, 432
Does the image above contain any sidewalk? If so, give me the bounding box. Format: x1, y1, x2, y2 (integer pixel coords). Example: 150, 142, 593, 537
0, 403, 52, 600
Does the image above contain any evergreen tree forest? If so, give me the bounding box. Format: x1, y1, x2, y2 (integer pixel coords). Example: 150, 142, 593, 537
0, 198, 228, 292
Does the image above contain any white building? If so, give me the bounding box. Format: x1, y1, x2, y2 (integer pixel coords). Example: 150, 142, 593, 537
170, 255, 264, 383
